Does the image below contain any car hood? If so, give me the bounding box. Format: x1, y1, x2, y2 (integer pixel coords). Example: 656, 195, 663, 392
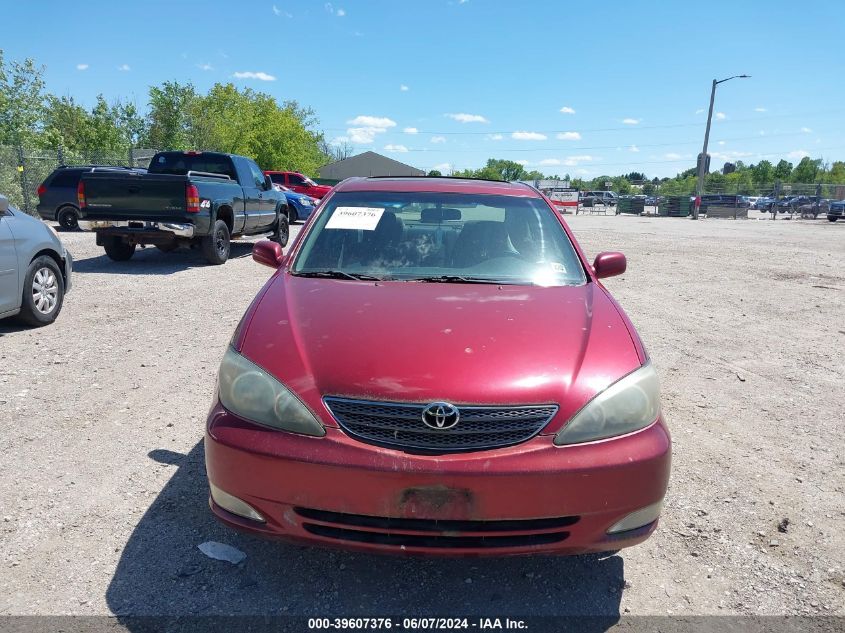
238, 276, 642, 432
285, 192, 312, 204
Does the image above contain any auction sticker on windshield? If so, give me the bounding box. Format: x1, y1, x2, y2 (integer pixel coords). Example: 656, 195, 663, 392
326, 207, 385, 230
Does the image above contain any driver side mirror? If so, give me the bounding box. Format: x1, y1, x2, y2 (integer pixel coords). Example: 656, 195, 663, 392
264, 175, 274, 191
0, 195, 9, 215
253, 240, 286, 268
593, 251, 626, 279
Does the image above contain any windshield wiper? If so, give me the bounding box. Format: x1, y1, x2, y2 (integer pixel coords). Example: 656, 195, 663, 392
412, 275, 508, 284
292, 270, 384, 281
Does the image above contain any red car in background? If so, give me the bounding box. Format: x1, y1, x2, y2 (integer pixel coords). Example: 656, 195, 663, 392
205, 176, 671, 556
264, 170, 332, 199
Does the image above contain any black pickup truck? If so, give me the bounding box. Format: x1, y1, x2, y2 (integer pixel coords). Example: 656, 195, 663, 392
77, 151, 289, 264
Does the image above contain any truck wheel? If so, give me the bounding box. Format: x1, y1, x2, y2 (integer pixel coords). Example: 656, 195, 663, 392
202, 220, 230, 264
57, 206, 79, 231
829, 217, 838, 222
271, 212, 289, 247
103, 237, 136, 261
16, 256, 65, 327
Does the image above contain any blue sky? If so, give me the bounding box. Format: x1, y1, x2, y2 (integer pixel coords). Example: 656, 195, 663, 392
5, 0, 845, 177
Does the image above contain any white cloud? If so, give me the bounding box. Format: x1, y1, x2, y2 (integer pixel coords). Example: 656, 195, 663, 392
788, 149, 810, 160
664, 153, 683, 160
272, 4, 292, 16
347, 115, 396, 128
488, 134, 503, 141
555, 131, 581, 141
559, 106, 575, 114
233, 71, 276, 81
384, 144, 408, 153
755, 107, 767, 112
715, 112, 726, 120
446, 113, 489, 124
400, 84, 409, 92
538, 159, 562, 166
800, 127, 812, 133
197, 63, 214, 71
562, 155, 594, 166
344, 116, 396, 144
718, 140, 725, 145
515, 160, 529, 166
712, 151, 753, 161
117, 64, 131, 72
76, 64, 88, 71
325, 2, 345, 15
622, 118, 640, 125
629, 145, 639, 153
430, 136, 446, 144
403, 127, 419, 135
512, 131, 547, 141
695, 109, 705, 115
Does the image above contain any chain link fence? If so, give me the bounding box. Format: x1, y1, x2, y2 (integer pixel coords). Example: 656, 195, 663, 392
0, 146, 159, 214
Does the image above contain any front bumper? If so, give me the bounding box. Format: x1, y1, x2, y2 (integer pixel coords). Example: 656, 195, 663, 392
205, 404, 671, 556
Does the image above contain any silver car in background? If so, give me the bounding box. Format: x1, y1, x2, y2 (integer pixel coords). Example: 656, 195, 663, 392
0, 195, 73, 326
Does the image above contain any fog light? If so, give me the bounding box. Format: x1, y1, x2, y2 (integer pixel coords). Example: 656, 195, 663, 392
607, 500, 663, 534
209, 483, 265, 523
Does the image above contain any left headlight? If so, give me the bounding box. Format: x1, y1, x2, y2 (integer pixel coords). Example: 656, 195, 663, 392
300, 197, 313, 206
218, 347, 325, 437
554, 363, 661, 445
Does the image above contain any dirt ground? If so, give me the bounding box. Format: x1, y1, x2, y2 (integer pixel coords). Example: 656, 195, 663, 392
0, 212, 843, 619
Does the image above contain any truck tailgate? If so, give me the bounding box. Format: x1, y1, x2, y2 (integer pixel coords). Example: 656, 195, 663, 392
80, 172, 189, 222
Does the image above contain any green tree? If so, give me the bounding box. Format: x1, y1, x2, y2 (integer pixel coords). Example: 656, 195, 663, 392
0, 51, 46, 146
750, 160, 773, 185
143, 81, 198, 150
427, 169, 442, 177
773, 159, 793, 181
790, 157, 822, 183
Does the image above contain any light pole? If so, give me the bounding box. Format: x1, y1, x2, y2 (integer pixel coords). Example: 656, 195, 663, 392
693, 74, 750, 219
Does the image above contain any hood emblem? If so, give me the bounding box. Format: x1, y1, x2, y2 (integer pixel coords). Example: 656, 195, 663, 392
421, 402, 460, 430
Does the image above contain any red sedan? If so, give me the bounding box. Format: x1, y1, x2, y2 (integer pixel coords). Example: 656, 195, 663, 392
205, 176, 671, 556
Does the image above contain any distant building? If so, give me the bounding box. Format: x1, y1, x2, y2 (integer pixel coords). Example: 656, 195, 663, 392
318, 151, 425, 180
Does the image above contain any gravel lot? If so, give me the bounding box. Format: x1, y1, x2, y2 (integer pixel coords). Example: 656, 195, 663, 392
1, 213, 843, 619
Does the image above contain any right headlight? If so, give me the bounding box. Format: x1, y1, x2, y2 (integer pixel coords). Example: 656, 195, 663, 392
554, 363, 661, 445
217, 347, 325, 437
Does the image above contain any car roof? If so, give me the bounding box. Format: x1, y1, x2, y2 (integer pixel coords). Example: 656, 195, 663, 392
334, 176, 540, 197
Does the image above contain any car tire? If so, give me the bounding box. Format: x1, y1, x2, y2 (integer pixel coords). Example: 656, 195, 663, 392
103, 238, 136, 261
16, 255, 65, 327
271, 210, 290, 248
288, 206, 299, 224
829, 217, 838, 222
202, 220, 230, 265
57, 206, 79, 231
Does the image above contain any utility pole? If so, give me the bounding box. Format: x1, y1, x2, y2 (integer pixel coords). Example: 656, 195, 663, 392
694, 74, 750, 219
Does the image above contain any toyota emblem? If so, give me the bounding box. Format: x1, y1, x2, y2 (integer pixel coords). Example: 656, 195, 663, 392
421, 402, 460, 430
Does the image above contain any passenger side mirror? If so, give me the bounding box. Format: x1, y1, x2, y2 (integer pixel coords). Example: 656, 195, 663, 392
252, 240, 286, 268
593, 251, 626, 279
264, 175, 273, 191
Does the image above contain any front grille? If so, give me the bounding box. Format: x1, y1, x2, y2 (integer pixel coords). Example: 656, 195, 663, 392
323, 397, 557, 453
295, 507, 578, 550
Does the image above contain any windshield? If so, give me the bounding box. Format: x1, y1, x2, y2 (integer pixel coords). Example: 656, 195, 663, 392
291, 192, 587, 286
303, 177, 317, 186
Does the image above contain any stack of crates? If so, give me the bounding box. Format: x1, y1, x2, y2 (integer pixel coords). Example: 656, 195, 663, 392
658, 196, 694, 217
617, 198, 645, 215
